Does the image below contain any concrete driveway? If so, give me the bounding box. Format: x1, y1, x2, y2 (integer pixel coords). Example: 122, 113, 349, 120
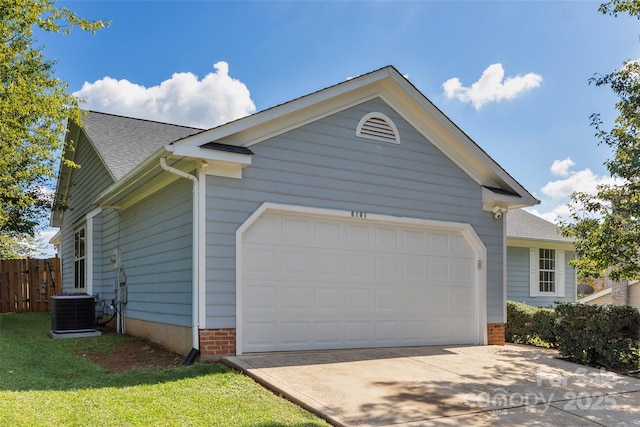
224, 345, 640, 426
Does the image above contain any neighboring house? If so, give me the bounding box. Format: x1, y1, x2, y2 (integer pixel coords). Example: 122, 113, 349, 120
506, 209, 577, 307
51, 66, 538, 359
581, 280, 640, 307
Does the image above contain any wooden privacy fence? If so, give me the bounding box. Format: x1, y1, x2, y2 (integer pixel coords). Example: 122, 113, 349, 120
0, 257, 61, 313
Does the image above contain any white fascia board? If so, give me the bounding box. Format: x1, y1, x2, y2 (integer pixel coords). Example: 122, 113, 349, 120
481, 188, 539, 211
94, 143, 253, 208
381, 76, 538, 208
507, 237, 575, 250
166, 144, 252, 166
48, 229, 61, 245
174, 68, 394, 148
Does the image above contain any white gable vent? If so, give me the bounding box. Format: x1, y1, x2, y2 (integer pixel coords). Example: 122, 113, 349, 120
356, 112, 400, 144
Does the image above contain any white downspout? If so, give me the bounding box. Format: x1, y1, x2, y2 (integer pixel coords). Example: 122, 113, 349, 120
159, 157, 199, 352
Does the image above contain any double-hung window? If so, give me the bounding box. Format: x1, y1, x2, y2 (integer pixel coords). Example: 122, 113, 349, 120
74, 227, 86, 291
530, 248, 565, 297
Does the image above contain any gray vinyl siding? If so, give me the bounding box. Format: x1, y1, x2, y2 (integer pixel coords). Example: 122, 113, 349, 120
59, 132, 114, 293
60, 131, 193, 327
506, 246, 577, 307
95, 208, 119, 302
115, 178, 193, 326
204, 97, 504, 328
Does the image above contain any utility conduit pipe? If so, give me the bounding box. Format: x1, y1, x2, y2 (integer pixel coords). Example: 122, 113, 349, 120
159, 157, 200, 363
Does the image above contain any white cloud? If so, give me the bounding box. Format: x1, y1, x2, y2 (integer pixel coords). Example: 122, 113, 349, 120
540, 168, 617, 200
73, 61, 256, 128
550, 157, 575, 177
442, 63, 542, 109
530, 160, 619, 224
527, 205, 572, 224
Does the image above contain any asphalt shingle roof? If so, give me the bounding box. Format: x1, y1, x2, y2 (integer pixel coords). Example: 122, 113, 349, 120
507, 209, 573, 243
81, 111, 204, 180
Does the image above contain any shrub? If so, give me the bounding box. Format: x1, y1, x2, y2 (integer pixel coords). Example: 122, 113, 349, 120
554, 302, 640, 371
505, 301, 557, 348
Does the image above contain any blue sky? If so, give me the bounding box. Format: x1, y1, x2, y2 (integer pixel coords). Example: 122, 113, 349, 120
37, 0, 639, 254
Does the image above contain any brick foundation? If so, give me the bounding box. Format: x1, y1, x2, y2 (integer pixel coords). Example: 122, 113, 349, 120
487, 323, 505, 346
199, 328, 236, 359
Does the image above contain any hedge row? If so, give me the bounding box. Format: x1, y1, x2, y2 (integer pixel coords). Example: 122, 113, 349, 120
505, 301, 558, 348
555, 302, 640, 371
506, 300, 640, 371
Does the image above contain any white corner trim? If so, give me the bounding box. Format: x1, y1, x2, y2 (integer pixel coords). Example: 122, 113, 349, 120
235, 202, 488, 355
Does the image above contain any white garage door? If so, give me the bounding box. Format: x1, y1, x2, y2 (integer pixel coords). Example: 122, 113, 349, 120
238, 208, 482, 353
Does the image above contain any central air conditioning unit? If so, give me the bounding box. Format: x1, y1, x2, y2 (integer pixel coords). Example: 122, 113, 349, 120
51, 294, 96, 333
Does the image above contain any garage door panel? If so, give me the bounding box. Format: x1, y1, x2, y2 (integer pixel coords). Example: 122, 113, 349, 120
241, 211, 480, 352
315, 288, 344, 310
402, 321, 425, 341
403, 258, 427, 282
347, 256, 373, 278
281, 286, 310, 310
316, 221, 342, 244
244, 321, 278, 349
429, 231, 450, 253
375, 321, 400, 342
244, 284, 279, 311
346, 289, 372, 310
281, 250, 312, 274
346, 321, 372, 344
376, 227, 399, 249
428, 288, 452, 314
375, 290, 399, 310
347, 224, 372, 248
402, 229, 426, 252
281, 321, 311, 346
316, 253, 343, 276
452, 234, 475, 257
282, 217, 310, 240
315, 321, 343, 345
453, 261, 475, 282
429, 260, 452, 281
245, 248, 278, 274
403, 290, 426, 311
452, 289, 475, 312
375, 257, 400, 279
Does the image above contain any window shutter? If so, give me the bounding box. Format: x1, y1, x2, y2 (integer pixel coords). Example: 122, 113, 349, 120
557, 250, 565, 297
529, 248, 539, 297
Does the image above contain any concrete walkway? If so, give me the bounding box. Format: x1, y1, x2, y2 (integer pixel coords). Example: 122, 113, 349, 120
224, 345, 640, 426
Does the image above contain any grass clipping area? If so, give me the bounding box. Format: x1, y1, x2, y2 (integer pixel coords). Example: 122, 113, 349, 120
0, 312, 329, 427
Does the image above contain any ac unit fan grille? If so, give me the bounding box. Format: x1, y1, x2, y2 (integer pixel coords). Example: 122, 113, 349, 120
51, 295, 96, 333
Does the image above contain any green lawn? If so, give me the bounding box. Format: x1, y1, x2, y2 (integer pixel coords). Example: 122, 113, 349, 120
0, 312, 329, 427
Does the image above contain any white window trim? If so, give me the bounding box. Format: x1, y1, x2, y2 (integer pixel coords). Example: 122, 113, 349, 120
72, 207, 101, 295
529, 247, 565, 297
73, 226, 86, 293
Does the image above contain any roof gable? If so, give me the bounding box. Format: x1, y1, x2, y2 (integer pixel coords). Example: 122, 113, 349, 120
173, 66, 538, 209
81, 111, 204, 180
53, 66, 539, 216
